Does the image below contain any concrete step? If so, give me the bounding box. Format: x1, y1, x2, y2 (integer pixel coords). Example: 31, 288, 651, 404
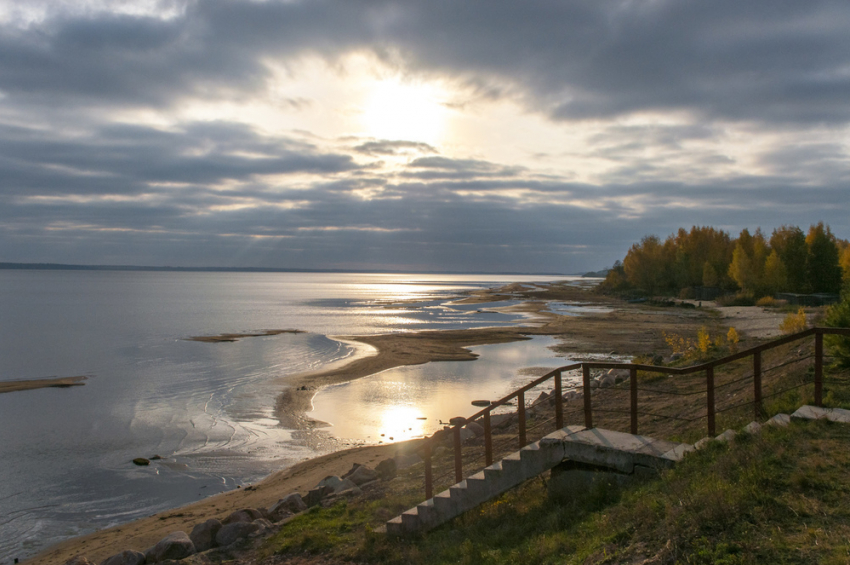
386, 425, 692, 535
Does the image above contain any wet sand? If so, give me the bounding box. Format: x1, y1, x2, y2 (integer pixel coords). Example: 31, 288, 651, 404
0, 375, 87, 394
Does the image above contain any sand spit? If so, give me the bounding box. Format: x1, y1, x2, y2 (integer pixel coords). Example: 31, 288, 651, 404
186, 329, 304, 343
0, 375, 87, 394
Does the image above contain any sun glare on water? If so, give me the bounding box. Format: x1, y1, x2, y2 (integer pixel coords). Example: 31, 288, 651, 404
361, 79, 448, 145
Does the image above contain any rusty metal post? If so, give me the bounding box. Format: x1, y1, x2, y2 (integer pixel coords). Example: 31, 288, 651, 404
815, 330, 824, 407
484, 410, 493, 466
453, 425, 463, 483
707, 366, 716, 437
554, 370, 564, 429
424, 441, 433, 499
753, 350, 762, 419
630, 367, 638, 435
518, 390, 526, 447
583, 364, 593, 429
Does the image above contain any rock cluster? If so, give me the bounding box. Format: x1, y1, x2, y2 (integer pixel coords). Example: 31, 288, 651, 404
63, 460, 396, 565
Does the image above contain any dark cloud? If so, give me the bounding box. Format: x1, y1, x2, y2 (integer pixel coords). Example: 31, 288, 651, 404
354, 140, 437, 156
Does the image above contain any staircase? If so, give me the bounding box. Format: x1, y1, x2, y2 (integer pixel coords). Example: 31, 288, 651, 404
387, 425, 692, 535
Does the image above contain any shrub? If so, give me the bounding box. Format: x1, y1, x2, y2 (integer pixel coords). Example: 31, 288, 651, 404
756, 296, 777, 307
716, 293, 756, 307
779, 308, 807, 334
824, 294, 850, 368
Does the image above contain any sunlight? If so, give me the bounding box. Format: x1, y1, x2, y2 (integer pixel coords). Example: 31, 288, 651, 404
361, 78, 448, 145
378, 404, 427, 441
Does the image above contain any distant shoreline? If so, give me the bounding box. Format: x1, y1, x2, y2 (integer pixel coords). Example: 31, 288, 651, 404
0, 375, 87, 394
0, 262, 570, 276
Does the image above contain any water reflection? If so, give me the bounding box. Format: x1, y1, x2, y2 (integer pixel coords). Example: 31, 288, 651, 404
309, 336, 572, 442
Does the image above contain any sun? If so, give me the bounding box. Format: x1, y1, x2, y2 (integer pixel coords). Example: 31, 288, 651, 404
361, 79, 447, 145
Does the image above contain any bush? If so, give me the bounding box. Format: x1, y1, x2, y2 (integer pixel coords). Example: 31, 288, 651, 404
716, 293, 756, 307
756, 296, 777, 307
779, 308, 807, 334
824, 294, 850, 368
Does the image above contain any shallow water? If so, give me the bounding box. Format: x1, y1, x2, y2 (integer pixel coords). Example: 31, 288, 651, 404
0, 270, 575, 562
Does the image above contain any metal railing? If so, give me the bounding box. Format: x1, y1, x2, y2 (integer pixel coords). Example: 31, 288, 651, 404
416, 326, 850, 499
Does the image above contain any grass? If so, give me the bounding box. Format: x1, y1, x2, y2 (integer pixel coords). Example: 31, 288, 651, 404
259, 355, 850, 565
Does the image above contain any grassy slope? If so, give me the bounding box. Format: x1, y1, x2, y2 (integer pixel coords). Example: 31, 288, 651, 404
257, 355, 850, 564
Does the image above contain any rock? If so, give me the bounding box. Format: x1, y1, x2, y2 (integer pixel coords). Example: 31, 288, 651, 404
534, 391, 550, 405
341, 463, 362, 479
449, 416, 466, 426
331, 486, 363, 499
464, 421, 484, 437
394, 452, 423, 469
222, 508, 263, 525
132, 458, 150, 466
767, 413, 791, 427
305, 485, 334, 507
100, 550, 145, 565
215, 522, 261, 547
144, 532, 195, 563
744, 421, 762, 435
597, 374, 616, 388
150, 455, 163, 461
189, 519, 222, 552
64, 557, 93, 565
314, 475, 357, 493
458, 427, 476, 443
670, 352, 684, 361
589, 379, 600, 389
471, 399, 491, 407
269, 493, 307, 519
375, 458, 397, 480
347, 465, 378, 485
694, 437, 713, 450
715, 429, 737, 442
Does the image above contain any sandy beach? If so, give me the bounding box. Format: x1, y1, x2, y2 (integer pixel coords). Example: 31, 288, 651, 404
23, 282, 787, 565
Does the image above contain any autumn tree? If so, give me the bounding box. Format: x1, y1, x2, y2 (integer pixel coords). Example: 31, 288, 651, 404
623, 235, 670, 295
806, 222, 842, 294
728, 229, 768, 296
770, 225, 808, 292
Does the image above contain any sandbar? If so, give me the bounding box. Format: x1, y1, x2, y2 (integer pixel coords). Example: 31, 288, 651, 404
0, 375, 87, 394
186, 329, 304, 343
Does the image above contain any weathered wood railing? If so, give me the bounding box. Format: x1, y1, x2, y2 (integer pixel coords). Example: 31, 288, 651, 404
417, 326, 850, 499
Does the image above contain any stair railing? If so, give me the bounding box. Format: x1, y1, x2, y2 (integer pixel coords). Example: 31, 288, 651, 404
417, 326, 850, 500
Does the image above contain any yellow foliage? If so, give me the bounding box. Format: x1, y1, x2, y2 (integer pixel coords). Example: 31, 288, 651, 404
779, 308, 807, 334
727, 327, 739, 353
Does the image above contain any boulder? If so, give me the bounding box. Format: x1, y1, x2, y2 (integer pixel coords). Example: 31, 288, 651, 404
189, 518, 222, 552
269, 493, 307, 519
458, 427, 476, 443
597, 374, 616, 388
215, 522, 261, 547
222, 508, 263, 525
132, 458, 149, 466
144, 532, 195, 563
305, 485, 334, 507
64, 557, 93, 565
463, 421, 484, 437
346, 465, 378, 486
99, 550, 145, 565
534, 391, 550, 405
449, 417, 466, 426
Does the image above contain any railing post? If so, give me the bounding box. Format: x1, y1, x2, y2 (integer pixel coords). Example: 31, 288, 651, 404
484, 410, 493, 466
815, 330, 823, 407
630, 367, 638, 435
583, 364, 593, 429
707, 366, 716, 437
424, 441, 433, 499
753, 350, 763, 420
453, 425, 463, 484
554, 370, 564, 429
518, 390, 526, 447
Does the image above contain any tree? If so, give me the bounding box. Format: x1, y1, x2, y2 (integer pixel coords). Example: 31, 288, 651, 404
623, 235, 669, 295
770, 225, 808, 293
763, 250, 788, 296
806, 222, 842, 294
728, 229, 768, 296
702, 261, 719, 287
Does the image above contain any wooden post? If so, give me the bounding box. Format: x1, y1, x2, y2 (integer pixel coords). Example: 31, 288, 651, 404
518, 390, 526, 447
753, 350, 763, 420
424, 441, 433, 499
815, 331, 824, 407
583, 364, 593, 429
484, 410, 493, 466
630, 367, 638, 435
453, 425, 463, 483
554, 370, 564, 429
707, 366, 716, 437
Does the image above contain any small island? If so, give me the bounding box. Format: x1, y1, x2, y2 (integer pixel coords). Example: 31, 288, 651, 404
0, 375, 87, 394
185, 329, 304, 343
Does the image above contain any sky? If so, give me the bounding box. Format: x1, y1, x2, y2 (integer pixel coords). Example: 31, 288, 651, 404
0, 0, 848, 274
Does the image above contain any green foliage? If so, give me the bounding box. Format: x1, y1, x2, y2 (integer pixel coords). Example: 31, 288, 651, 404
806, 222, 843, 294
824, 294, 850, 368
770, 225, 808, 293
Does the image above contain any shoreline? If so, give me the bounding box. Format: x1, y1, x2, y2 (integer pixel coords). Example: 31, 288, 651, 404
24, 282, 731, 564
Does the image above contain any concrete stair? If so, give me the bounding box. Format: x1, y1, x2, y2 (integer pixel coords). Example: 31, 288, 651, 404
387, 426, 692, 535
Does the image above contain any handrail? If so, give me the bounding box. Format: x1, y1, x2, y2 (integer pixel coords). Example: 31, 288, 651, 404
417, 326, 850, 499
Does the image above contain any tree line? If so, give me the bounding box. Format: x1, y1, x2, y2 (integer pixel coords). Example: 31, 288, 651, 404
600, 223, 850, 299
